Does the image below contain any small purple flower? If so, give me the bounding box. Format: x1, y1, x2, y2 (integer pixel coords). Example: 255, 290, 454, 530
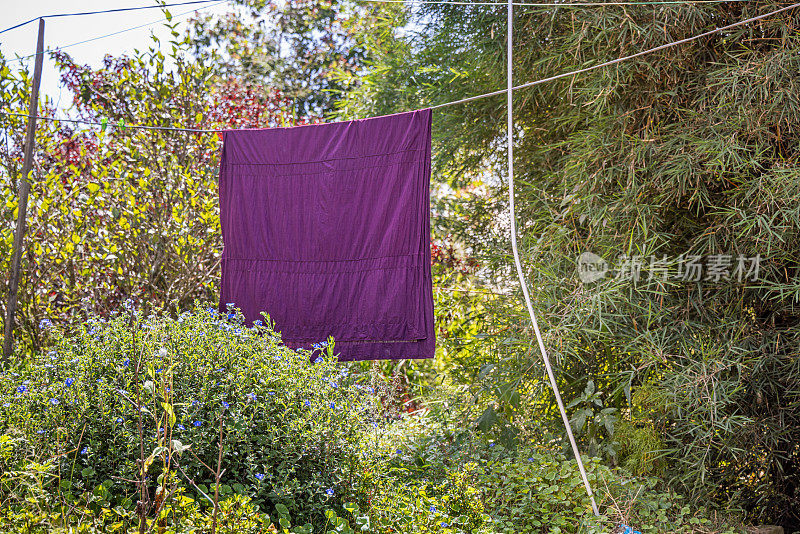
80, 447, 88, 455
193, 420, 202, 427
429, 505, 436, 513
527, 457, 535, 462
329, 402, 335, 409
49, 398, 60, 405
64, 378, 75, 387
325, 488, 334, 496
255, 473, 265, 481
441, 522, 449, 528
304, 400, 310, 407
16, 385, 27, 394
489, 443, 495, 447
116, 417, 123, 423
123, 359, 130, 367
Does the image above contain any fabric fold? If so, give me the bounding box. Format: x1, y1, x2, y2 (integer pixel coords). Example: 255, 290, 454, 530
218, 109, 435, 361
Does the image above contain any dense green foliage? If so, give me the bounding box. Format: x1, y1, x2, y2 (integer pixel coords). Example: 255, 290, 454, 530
0, 307, 740, 533
335, 1, 800, 528
0, 305, 368, 528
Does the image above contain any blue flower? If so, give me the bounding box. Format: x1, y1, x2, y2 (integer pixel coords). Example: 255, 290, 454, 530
396, 449, 403, 455
2, 403, 9, 408
16, 385, 27, 394
37, 429, 46, 434
49, 398, 60, 405
368, 387, 375, 395
225, 302, 235, 308
247, 392, 257, 402
304, 400, 310, 406
489, 442, 495, 447
207, 307, 217, 315
193, 420, 202, 427
123, 359, 130, 367
253, 320, 263, 327
527, 457, 535, 462
39, 318, 52, 329
325, 488, 334, 496
314, 357, 323, 364
429, 505, 436, 513
329, 382, 338, 389
177, 424, 185, 430
227, 313, 235, 320
222, 401, 230, 410
441, 522, 449, 528
329, 402, 335, 409
81, 447, 88, 455
192, 400, 200, 406
64, 378, 75, 387
255, 473, 265, 481
116, 417, 123, 423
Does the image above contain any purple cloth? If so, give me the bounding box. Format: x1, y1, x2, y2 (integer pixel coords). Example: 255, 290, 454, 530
218, 109, 435, 361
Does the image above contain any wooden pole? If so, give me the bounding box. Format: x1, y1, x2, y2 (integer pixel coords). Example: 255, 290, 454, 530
3, 18, 45, 362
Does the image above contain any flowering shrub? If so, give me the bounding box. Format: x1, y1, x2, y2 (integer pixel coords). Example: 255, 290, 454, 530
0, 304, 375, 528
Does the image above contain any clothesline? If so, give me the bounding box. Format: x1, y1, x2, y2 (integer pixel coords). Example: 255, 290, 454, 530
2, 1, 229, 65
2, 0, 796, 132
0, 0, 225, 36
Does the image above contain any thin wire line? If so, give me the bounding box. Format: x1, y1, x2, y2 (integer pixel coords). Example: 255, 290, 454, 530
0, 113, 219, 132
3, 1, 229, 65
362, 0, 753, 6
0, 2, 797, 131
0, 0, 224, 36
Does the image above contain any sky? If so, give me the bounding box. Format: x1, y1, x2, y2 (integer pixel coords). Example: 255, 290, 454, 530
0, 0, 232, 109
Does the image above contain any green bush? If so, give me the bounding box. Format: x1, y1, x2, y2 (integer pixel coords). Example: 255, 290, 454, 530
0, 304, 374, 528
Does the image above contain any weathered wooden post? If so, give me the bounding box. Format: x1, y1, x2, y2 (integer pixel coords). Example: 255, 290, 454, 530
3, 18, 45, 362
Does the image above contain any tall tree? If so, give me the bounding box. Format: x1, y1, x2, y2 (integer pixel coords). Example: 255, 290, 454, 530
189, 0, 385, 116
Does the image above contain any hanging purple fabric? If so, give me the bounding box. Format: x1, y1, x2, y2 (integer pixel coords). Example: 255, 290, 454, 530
218, 109, 435, 361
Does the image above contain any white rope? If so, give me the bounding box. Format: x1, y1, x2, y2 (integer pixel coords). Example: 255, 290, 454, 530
505, 0, 600, 516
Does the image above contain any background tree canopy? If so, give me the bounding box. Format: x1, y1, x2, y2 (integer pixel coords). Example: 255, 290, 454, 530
2, 0, 800, 530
